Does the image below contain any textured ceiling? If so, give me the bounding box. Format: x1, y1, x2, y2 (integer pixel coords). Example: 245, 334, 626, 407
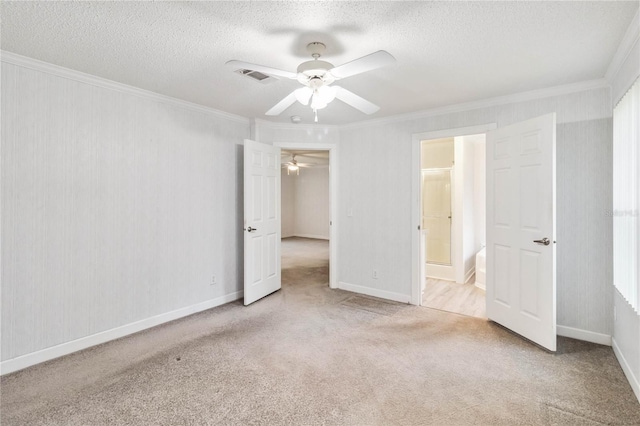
2, 1, 637, 125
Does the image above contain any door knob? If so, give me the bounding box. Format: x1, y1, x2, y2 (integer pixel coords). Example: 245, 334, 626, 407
246, 226, 257, 233
533, 237, 550, 245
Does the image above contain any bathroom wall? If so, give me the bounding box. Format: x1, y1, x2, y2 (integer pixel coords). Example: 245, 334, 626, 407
421, 138, 454, 169
455, 135, 480, 282
473, 137, 487, 249
448, 134, 486, 284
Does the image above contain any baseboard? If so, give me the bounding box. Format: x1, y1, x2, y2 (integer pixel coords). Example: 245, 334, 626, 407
556, 325, 612, 346
0, 291, 243, 376
282, 232, 295, 239
612, 338, 640, 404
426, 263, 455, 281
338, 281, 411, 303
293, 233, 329, 240
464, 266, 475, 284
474, 282, 486, 291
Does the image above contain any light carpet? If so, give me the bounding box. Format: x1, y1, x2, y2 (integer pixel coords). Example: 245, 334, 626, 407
1, 237, 639, 425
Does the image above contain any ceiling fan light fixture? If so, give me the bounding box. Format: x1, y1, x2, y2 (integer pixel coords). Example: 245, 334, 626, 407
317, 85, 337, 104
287, 164, 300, 175
310, 95, 327, 110
294, 87, 313, 105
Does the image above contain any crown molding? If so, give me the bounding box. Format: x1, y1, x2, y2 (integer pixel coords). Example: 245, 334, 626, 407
340, 78, 610, 130
605, 8, 640, 83
1, 50, 612, 132
0, 50, 250, 125
253, 118, 340, 131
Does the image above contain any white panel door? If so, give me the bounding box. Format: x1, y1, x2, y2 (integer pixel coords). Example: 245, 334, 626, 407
486, 113, 556, 351
244, 139, 281, 305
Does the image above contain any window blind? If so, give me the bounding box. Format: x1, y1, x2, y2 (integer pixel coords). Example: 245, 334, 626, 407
613, 77, 640, 313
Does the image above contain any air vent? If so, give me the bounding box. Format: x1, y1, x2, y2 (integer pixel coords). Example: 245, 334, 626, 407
234, 69, 277, 84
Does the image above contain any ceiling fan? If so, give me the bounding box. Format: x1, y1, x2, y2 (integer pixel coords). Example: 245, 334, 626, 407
227, 42, 396, 121
282, 153, 318, 175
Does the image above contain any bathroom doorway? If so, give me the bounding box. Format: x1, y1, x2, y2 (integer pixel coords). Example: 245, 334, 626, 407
417, 131, 489, 319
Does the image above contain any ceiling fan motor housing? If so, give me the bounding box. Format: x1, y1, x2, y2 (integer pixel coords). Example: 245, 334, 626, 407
297, 60, 335, 86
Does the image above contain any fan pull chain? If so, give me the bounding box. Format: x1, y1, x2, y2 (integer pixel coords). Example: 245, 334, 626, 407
314, 109, 318, 123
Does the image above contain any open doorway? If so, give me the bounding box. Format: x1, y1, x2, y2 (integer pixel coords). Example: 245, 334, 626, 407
280, 149, 332, 289
411, 124, 496, 318
420, 135, 486, 318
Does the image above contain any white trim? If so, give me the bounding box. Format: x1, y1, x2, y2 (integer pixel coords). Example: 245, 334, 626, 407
605, 8, 640, 83
556, 325, 612, 346
338, 282, 411, 304
273, 142, 339, 289
612, 337, 640, 404
342, 79, 609, 130
291, 234, 329, 240
464, 266, 476, 284
475, 282, 486, 291
0, 51, 250, 124
254, 118, 340, 131
411, 124, 497, 306
0, 291, 243, 376
426, 264, 455, 281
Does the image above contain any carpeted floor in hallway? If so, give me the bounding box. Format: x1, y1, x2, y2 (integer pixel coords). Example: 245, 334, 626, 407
1, 237, 639, 425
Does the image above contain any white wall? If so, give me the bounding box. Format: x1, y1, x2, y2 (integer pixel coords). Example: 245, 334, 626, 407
473, 137, 487, 249
293, 167, 330, 239
455, 135, 482, 283
281, 166, 330, 240
281, 169, 295, 238
254, 120, 341, 146
1, 56, 249, 368
608, 9, 640, 403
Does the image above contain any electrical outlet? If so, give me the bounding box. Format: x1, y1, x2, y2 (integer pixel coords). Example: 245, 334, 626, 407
210, 275, 217, 286
373, 270, 378, 279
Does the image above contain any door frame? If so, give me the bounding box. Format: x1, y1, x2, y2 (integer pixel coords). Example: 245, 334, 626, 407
411, 124, 497, 306
274, 141, 338, 289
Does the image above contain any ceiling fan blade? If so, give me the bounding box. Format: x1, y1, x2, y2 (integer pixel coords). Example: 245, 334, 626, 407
266, 91, 297, 116
334, 87, 380, 114
226, 60, 298, 79
329, 50, 396, 79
